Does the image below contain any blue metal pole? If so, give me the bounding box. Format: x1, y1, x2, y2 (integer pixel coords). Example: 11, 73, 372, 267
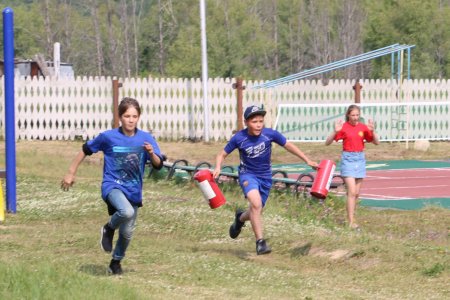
254, 44, 400, 88
3, 7, 16, 213
391, 53, 395, 80
407, 48, 411, 80
254, 44, 415, 89
260, 45, 414, 88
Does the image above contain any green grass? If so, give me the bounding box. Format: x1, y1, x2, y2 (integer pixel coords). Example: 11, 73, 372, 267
0, 261, 141, 299
0, 141, 449, 299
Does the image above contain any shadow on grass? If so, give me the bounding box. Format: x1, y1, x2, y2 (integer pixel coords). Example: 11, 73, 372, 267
190, 245, 251, 260
290, 242, 312, 258
79, 264, 110, 276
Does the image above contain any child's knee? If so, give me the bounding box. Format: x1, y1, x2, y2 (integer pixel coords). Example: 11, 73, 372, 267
119, 207, 135, 219
250, 201, 263, 212
121, 225, 136, 240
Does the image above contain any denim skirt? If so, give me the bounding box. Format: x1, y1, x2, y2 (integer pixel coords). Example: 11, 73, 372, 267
340, 151, 366, 178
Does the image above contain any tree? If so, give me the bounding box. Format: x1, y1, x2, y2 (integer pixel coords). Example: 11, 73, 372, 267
205, 0, 275, 79
364, 0, 450, 78
139, 0, 179, 77
90, 0, 105, 76
336, 0, 366, 79
4, 0, 450, 79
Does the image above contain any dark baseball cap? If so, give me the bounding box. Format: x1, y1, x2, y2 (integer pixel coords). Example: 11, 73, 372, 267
244, 105, 266, 120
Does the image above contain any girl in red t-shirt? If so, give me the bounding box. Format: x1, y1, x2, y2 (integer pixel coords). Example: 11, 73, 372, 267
325, 105, 379, 229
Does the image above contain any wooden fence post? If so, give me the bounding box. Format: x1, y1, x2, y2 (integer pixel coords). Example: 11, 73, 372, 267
353, 79, 362, 103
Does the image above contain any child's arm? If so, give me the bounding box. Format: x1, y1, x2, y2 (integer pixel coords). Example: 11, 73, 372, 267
213, 150, 228, 178
144, 142, 163, 169
325, 120, 343, 145
367, 119, 380, 145
283, 142, 318, 169
61, 150, 86, 191
325, 132, 336, 146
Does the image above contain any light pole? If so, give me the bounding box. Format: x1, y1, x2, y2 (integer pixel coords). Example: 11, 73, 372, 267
200, 0, 209, 142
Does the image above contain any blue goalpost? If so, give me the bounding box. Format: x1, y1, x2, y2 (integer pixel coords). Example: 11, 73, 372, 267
3, 7, 17, 214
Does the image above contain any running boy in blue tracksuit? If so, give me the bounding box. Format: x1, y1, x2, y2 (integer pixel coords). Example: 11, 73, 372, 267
213, 105, 318, 255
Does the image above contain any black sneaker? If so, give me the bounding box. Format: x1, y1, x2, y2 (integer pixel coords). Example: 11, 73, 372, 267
256, 239, 271, 255
100, 223, 115, 253
229, 209, 245, 239
108, 259, 123, 275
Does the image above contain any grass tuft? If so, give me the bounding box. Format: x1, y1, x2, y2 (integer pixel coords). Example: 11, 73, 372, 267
422, 262, 446, 277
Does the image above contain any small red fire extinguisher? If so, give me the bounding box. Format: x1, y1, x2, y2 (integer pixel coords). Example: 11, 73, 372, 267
193, 169, 226, 209
310, 159, 336, 199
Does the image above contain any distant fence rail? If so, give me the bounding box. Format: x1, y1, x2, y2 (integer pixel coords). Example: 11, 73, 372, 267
1, 76, 450, 141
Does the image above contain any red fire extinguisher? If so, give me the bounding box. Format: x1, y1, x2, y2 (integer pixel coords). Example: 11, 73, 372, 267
193, 169, 226, 209
310, 159, 336, 199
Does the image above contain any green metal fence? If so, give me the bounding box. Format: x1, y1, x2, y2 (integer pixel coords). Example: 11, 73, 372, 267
274, 102, 450, 141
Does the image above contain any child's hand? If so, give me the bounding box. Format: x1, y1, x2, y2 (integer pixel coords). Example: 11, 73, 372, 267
367, 119, 375, 131
334, 120, 343, 132
212, 167, 221, 179
307, 160, 319, 170
143, 142, 154, 155
61, 174, 74, 191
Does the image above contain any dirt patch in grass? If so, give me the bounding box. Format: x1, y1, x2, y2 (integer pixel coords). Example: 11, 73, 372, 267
289, 242, 358, 261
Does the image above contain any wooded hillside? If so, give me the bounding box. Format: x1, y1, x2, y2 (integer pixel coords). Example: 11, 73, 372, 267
1, 0, 450, 80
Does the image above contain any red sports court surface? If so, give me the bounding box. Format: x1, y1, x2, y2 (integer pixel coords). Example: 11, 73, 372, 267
356, 168, 450, 200
276, 160, 450, 209
330, 160, 450, 209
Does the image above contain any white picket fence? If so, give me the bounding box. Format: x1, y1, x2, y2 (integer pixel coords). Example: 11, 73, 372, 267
0, 76, 449, 141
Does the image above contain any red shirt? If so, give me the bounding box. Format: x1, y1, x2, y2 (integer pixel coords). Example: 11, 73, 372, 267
334, 122, 374, 152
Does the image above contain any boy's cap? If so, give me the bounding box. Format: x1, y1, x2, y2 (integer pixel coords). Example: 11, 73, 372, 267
244, 105, 266, 120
